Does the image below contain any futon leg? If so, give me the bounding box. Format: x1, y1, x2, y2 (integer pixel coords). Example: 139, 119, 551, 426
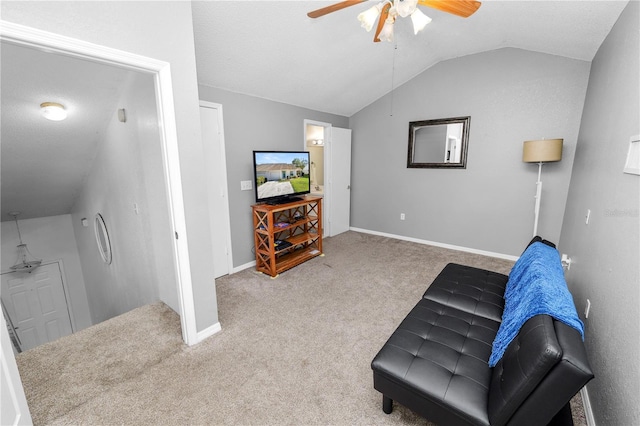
382, 395, 393, 414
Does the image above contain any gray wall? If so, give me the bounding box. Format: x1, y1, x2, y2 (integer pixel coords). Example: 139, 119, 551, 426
70, 72, 177, 324
349, 48, 591, 257
197, 86, 348, 267
559, 2, 639, 424
2, 1, 219, 331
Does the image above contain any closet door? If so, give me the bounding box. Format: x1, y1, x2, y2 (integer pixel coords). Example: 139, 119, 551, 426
199, 102, 232, 278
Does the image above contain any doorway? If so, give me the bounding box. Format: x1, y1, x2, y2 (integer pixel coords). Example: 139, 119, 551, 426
303, 120, 352, 237
305, 123, 327, 233
0, 21, 197, 345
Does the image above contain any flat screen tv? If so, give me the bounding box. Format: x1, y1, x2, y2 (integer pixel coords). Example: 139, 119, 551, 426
253, 150, 311, 204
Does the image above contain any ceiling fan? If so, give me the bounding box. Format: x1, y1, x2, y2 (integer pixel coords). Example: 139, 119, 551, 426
307, 0, 481, 42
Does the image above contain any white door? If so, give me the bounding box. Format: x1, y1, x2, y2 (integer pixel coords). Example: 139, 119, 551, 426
199, 102, 232, 278
329, 127, 352, 236
1, 263, 72, 351
1, 315, 33, 425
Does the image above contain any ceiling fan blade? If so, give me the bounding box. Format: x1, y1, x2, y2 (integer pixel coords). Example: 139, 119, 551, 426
417, 0, 481, 18
373, 2, 392, 43
307, 0, 368, 18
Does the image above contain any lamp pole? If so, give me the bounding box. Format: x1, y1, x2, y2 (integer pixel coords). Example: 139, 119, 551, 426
533, 162, 543, 237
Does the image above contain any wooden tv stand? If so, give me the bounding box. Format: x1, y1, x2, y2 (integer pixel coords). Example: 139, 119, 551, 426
252, 196, 322, 278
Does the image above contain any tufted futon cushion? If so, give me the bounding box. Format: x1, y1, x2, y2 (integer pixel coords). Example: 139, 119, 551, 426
423, 263, 508, 322
372, 297, 501, 425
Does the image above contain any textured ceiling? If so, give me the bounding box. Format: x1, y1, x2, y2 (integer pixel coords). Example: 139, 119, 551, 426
0, 42, 136, 221
0, 1, 629, 222
192, 1, 628, 116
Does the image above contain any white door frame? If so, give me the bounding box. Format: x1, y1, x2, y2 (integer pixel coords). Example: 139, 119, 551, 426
199, 101, 234, 276
0, 21, 198, 346
1, 314, 33, 425
303, 119, 332, 235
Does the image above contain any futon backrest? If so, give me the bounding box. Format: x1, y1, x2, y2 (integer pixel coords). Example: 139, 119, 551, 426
487, 315, 594, 426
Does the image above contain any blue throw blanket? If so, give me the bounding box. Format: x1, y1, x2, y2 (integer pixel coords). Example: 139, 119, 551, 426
489, 242, 584, 367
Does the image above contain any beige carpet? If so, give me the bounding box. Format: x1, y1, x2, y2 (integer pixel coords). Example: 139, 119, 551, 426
16, 231, 586, 425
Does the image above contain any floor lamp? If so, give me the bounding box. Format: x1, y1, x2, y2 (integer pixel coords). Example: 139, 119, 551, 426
523, 138, 563, 237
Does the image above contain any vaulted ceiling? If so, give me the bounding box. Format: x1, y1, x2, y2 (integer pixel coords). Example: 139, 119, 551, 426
191, 1, 628, 116
0, 1, 629, 221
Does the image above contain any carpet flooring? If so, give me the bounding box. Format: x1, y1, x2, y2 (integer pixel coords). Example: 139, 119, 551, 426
16, 231, 586, 425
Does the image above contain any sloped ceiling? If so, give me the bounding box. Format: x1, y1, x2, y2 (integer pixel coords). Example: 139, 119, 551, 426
0, 1, 629, 222
192, 1, 628, 116
0, 43, 136, 221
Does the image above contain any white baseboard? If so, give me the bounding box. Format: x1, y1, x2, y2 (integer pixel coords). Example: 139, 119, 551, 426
232, 260, 256, 274
230, 229, 517, 276
349, 227, 519, 262
195, 321, 221, 343
581, 386, 596, 426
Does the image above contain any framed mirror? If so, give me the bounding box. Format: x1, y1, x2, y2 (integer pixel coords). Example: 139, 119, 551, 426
407, 116, 470, 168
94, 213, 112, 264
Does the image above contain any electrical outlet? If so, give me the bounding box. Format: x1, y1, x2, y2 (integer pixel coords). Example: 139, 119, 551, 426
585, 299, 591, 318
240, 180, 252, 191
400, 213, 405, 221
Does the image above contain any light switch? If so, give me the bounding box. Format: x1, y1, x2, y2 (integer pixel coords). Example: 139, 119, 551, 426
240, 180, 253, 191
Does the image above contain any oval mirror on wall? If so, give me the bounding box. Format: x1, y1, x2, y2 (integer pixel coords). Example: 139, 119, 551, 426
94, 213, 112, 264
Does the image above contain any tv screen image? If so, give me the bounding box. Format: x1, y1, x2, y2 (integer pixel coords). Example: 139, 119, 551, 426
253, 151, 311, 203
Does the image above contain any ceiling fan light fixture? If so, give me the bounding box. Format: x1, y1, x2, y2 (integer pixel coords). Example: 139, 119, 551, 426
394, 0, 418, 18
8, 212, 42, 273
411, 8, 432, 34
378, 16, 395, 42
358, 2, 384, 32
40, 102, 67, 121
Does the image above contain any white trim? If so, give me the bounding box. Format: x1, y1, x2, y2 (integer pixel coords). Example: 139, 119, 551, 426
0, 20, 198, 346
198, 101, 234, 276
1, 315, 33, 425
50, 260, 77, 333
581, 386, 596, 426
349, 227, 519, 262
232, 260, 256, 274
196, 321, 222, 342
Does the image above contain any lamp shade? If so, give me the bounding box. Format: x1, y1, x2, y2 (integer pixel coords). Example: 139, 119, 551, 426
523, 138, 563, 163
411, 8, 432, 34
357, 3, 382, 32
378, 17, 395, 42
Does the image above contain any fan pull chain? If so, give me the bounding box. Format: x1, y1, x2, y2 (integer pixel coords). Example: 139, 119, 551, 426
390, 42, 398, 117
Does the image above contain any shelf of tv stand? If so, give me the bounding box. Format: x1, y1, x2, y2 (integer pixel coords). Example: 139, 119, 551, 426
252, 196, 322, 277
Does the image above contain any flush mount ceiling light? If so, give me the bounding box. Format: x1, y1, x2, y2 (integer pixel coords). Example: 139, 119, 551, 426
308, 0, 481, 43
40, 102, 67, 121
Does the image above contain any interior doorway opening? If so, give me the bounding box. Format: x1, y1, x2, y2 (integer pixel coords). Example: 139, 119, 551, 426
304, 120, 330, 235
0, 21, 197, 346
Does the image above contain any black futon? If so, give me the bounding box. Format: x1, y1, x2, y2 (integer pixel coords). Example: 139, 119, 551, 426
371, 238, 593, 426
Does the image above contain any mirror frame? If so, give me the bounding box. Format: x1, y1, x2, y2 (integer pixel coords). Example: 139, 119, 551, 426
407, 116, 470, 169
94, 213, 113, 265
